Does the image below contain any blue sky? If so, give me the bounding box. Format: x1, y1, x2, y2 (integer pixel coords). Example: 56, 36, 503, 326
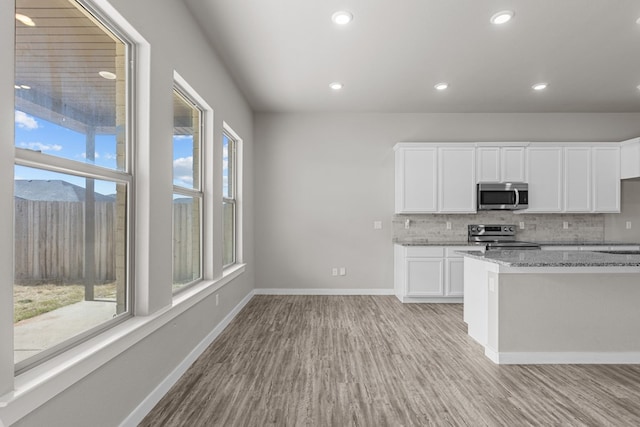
15, 110, 195, 196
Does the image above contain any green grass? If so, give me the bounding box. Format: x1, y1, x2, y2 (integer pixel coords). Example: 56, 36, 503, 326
14, 283, 116, 323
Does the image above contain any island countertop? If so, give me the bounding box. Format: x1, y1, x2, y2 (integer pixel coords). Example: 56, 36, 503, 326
458, 249, 640, 268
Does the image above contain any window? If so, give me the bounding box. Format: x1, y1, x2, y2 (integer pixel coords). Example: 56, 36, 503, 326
14, 0, 132, 370
172, 88, 203, 292
223, 128, 239, 267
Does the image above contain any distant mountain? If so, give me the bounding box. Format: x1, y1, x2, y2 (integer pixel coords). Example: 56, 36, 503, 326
14, 180, 116, 202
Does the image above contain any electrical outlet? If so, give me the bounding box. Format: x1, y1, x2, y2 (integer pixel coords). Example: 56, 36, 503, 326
332, 268, 338, 276
404, 219, 411, 229
626, 221, 632, 230
339, 267, 346, 276
446, 221, 452, 230
519, 222, 525, 229
373, 221, 382, 230
563, 221, 569, 229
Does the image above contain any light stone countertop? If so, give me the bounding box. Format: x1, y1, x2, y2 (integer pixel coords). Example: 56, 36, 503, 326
393, 240, 640, 247
457, 249, 640, 268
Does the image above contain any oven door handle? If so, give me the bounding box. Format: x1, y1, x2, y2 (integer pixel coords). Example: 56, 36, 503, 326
514, 188, 520, 208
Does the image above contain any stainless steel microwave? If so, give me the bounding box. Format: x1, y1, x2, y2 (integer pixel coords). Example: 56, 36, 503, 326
477, 182, 528, 210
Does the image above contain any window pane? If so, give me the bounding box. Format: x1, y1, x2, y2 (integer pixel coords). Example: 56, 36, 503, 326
15, 0, 127, 171
173, 91, 200, 189
223, 201, 235, 266
14, 166, 127, 364
222, 134, 232, 198
173, 194, 201, 291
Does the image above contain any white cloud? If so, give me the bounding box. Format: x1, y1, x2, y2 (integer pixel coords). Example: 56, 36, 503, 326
173, 135, 192, 141
174, 156, 194, 186
19, 142, 62, 152
102, 152, 117, 160
15, 111, 39, 130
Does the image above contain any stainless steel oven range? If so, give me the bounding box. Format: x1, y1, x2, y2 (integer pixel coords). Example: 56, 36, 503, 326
468, 224, 540, 250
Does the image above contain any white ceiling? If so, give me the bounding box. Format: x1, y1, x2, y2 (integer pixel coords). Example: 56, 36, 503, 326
183, 0, 640, 114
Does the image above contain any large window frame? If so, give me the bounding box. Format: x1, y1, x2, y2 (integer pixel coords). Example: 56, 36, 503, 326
171, 74, 212, 294
12, 0, 135, 373
223, 124, 242, 268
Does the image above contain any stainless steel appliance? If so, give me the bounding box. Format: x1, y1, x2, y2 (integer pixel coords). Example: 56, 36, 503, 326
468, 224, 540, 250
477, 182, 528, 210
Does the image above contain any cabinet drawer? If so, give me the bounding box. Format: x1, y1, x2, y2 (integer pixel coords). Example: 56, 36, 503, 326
405, 246, 444, 257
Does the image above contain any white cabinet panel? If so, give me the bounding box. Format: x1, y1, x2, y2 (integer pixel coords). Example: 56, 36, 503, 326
564, 146, 591, 212
438, 146, 476, 213
593, 146, 620, 212
406, 258, 444, 297
501, 147, 526, 182
395, 147, 437, 213
476, 146, 526, 183
621, 138, 640, 179
526, 146, 563, 212
476, 147, 500, 182
445, 258, 465, 297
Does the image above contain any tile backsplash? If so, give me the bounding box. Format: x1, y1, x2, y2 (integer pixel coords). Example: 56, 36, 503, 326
393, 212, 604, 243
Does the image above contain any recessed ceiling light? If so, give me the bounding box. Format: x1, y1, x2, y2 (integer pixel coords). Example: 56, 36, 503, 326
636, 17, 640, 25
434, 82, 449, 91
331, 11, 353, 25
637, 84, 640, 91
99, 71, 117, 80
15, 13, 35, 26
329, 82, 344, 90
490, 10, 514, 25
532, 82, 548, 91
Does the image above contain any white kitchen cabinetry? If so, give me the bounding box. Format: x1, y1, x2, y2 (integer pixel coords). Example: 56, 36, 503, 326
621, 137, 640, 179
394, 144, 475, 213
526, 146, 563, 212
394, 146, 437, 213
564, 146, 592, 212
438, 146, 476, 213
592, 146, 620, 212
394, 245, 484, 302
476, 145, 526, 183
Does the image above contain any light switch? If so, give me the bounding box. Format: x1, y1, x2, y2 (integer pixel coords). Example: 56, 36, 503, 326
626, 221, 632, 230
374, 221, 382, 229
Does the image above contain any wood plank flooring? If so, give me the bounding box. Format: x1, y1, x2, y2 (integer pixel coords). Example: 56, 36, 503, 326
140, 296, 640, 426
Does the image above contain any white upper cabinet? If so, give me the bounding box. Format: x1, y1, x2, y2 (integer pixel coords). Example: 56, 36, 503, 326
476, 145, 526, 183
438, 146, 476, 213
621, 137, 640, 179
564, 146, 592, 212
592, 146, 620, 212
526, 145, 563, 212
395, 143, 476, 213
395, 146, 438, 213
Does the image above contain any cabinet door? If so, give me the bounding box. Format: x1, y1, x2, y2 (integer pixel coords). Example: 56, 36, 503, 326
526, 146, 563, 212
406, 258, 444, 297
395, 147, 437, 213
592, 146, 620, 213
438, 146, 476, 213
501, 147, 526, 182
564, 146, 591, 212
476, 147, 500, 182
445, 258, 465, 297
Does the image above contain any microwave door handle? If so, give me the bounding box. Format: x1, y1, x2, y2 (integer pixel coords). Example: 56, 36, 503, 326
514, 188, 520, 208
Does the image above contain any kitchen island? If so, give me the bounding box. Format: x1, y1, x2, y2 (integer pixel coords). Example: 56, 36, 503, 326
461, 249, 640, 364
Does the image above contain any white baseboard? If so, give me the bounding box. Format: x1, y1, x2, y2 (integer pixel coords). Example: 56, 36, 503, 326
485, 348, 640, 364
120, 290, 255, 427
253, 288, 395, 296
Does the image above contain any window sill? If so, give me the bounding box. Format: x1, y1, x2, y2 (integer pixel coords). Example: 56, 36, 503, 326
0, 264, 246, 426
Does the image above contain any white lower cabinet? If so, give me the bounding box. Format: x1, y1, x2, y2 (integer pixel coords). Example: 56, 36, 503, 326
395, 245, 484, 302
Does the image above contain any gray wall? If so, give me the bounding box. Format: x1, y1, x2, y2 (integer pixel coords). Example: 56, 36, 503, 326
254, 112, 640, 291
3, 0, 255, 425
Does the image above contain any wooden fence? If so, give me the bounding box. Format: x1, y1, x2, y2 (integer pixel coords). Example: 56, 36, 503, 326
14, 200, 196, 284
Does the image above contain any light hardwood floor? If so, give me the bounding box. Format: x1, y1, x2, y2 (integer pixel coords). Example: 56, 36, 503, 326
140, 295, 640, 426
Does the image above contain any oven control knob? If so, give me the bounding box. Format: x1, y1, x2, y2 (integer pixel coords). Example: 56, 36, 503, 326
508, 226, 514, 232
471, 226, 477, 232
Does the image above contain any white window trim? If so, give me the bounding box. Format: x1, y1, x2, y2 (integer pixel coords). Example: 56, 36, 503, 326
223, 122, 243, 266
172, 71, 215, 287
